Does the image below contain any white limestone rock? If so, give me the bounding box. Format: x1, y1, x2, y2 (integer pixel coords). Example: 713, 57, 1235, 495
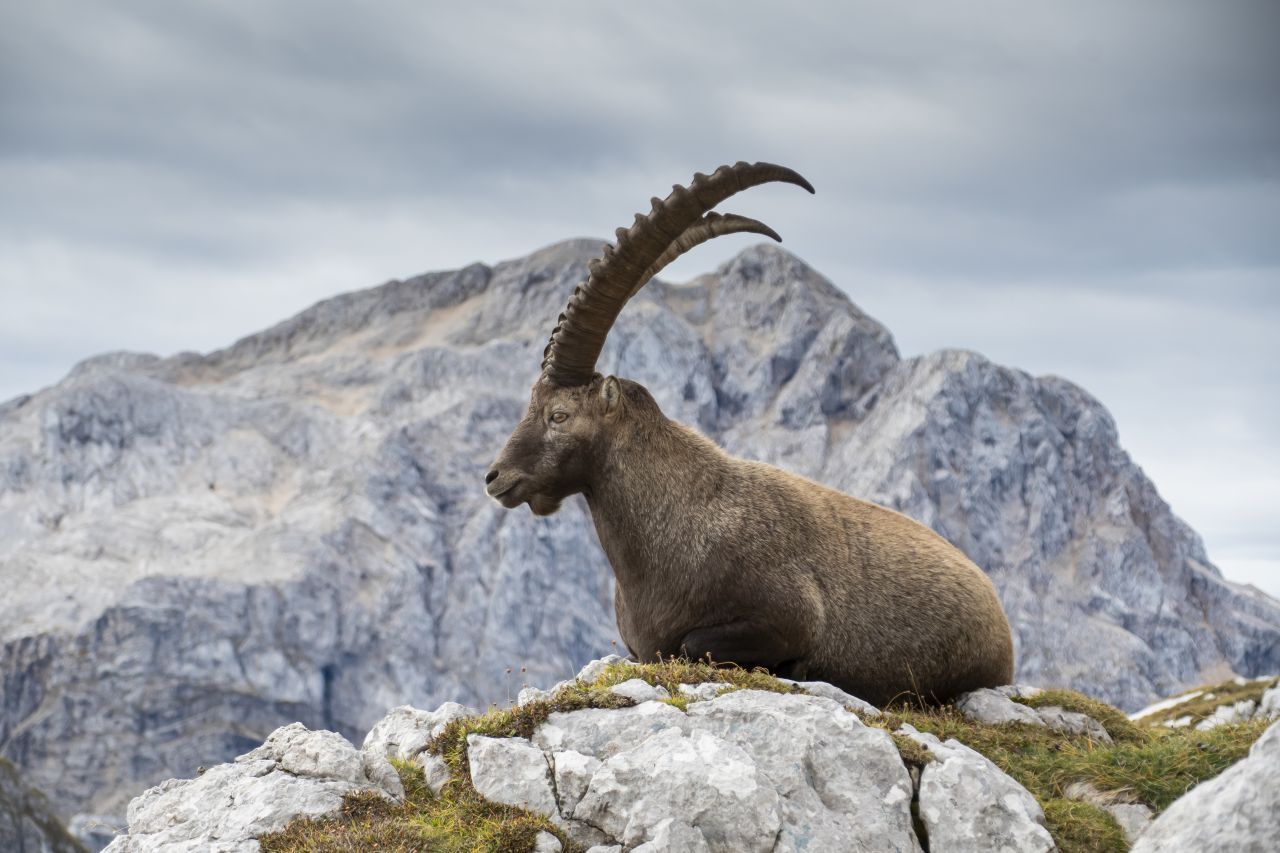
519, 679, 574, 706
572, 727, 782, 852
1129, 689, 1204, 721
631, 817, 711, 852
957, 688, 1111, 743
550, 750, 601, 816
1033, 705, 1112, 744
102, 723, 402, 852
899, 725, 1055, 853
1106, 803, 1153, 845
465, 735, 557, 819
518, 686, 554, 706
1064, 780, 1152, 844
776, 678, 881, 716
676, 682, 732, 701
362, 702, 474, 762
575, 655, 635, 684
533, 701, 689, 759
955, 688, 1045, 727
1132, 719, 1280, 852
685, 690, 918, 852
995, 684, 1045, 700
1195, 699, 1257, 730
1259, 685, 1280, 719
533, 830, 563, 853
416, 752, 452, 796
608, 678, 670, 703
529, 688, 919, 852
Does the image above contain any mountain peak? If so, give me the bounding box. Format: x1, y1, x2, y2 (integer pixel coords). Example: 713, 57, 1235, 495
0, 239, 1275, 836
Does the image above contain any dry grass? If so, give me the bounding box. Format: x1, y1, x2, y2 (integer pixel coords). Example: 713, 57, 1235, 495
1014, 689, 1146, 743
259, 664, 1272, 853
1040, 799, 1130, 853
1129, 676, 1278, 727
258, 759, 560, 853
260, 659, 793, 853
874, 688, 1270, 853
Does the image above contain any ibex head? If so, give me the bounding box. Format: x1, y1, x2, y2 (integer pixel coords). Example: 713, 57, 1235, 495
485, 161, 814, 515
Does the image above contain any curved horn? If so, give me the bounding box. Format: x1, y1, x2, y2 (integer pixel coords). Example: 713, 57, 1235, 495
540, 161, 814, 386
631, 212, 781, 299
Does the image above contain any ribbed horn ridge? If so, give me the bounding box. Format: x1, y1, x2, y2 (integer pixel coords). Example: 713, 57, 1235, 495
540, 161, 814, 386
631, 212, 781, 299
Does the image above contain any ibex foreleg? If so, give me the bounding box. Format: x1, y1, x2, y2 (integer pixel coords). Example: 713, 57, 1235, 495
677, 621, 808, 680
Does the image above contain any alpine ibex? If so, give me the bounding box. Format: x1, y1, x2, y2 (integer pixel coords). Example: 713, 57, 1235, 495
486, 162, 1014, 706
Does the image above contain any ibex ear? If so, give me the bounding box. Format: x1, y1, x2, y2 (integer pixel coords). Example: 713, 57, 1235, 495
602, 376, 622, 414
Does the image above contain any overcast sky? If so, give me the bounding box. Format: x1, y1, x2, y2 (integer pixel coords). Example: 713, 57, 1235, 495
2, 1, 1277, 596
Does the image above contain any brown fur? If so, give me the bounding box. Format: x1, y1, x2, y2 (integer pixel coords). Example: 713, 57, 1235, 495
487, 374, 1014, 706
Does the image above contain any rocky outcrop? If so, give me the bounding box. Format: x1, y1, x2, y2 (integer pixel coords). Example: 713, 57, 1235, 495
2, 239, 1278, 837
106, 668, 1072, 852
1191, 681, 1280, 731
0, 758, 85, 853
897, 725, 1054, 852
457, 658, 1063, 851
957, 688, 1112, 743
529, 690, 920, 852
1131, 719, 1280, 852
102, 723, 402, 852
1128, 676, 1280, 729
100, 657, 1280, 852
361, 702, 475, 763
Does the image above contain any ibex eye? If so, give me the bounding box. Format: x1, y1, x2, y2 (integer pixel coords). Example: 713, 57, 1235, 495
550, 412, 569, 424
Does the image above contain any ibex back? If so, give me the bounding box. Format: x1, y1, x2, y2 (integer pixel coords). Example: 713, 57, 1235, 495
486, 162, 1014, 706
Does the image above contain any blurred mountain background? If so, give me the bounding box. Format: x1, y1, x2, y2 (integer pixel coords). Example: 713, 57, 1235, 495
2, 241, 1277, 833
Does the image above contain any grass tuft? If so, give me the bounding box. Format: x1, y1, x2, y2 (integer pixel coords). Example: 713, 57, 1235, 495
257, 662, 1273, 853
258, 760, 562, 853
1129, 676, 1278, 727
1041, 799, 1128, 853
260, 659, 793, 852
1013, 688, 1146, 743
589, 656, 802, 696
891, 732, 936, 770
872, 697, 1270, 853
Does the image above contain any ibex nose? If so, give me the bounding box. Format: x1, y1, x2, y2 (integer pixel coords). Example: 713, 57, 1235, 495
485, 468, 499, 485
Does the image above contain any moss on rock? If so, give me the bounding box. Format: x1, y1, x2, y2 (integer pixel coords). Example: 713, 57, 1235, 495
260, 663, 1274, 853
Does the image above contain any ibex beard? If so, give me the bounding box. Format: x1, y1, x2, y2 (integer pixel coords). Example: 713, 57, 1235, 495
486, 162, 1014, 707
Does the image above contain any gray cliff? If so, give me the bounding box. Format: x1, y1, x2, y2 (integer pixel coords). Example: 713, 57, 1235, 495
1, 240, 1277, 833
0, 757, 85, 853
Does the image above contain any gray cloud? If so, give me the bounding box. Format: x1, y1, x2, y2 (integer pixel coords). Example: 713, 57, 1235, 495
1, 0, 1277, 594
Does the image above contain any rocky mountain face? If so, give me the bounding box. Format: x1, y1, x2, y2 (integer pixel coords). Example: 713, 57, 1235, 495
0, 758, 85, 853
1, 240, 1277, 833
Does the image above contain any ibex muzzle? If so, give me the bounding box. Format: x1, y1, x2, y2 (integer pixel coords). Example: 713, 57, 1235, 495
486, 162, 1014, 706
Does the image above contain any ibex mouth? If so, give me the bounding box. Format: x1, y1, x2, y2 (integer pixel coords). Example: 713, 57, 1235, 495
486, 477, 524, 508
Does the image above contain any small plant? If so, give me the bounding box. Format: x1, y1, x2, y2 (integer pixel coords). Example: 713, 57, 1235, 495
1127, 676, 1278, 727
428, 658, 798, 781
872, 689, 1270, 853
1012, 688, 1145, 743
259, 660, 801, 852
260, 665, 1273, 853
258, 759, 561, 853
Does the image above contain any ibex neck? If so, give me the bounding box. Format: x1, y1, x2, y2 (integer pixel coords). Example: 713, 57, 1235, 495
584, 416, 728, 589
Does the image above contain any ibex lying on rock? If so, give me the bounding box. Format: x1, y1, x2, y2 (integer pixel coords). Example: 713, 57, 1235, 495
486, 162, 1014, 706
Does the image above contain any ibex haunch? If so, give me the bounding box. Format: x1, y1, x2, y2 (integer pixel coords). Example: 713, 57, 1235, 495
486, 162, 1014, 706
